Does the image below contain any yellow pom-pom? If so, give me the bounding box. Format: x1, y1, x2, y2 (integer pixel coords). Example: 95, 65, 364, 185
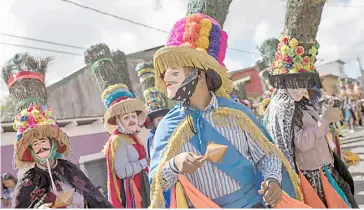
199, 27, 210, 37
20, 122, 27, 128
196, 36, 209, 49
199, 18, 212, 30
31, 109, 40, 116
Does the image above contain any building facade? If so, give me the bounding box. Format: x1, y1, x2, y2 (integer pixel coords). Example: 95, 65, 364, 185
1, 46, 161, 187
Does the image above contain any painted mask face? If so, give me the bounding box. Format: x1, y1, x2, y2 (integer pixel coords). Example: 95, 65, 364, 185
118, 112, 139, 133
287, 88, 307, 101
2, 179, 16, 188
163, 68, 187, 99
31, 138, 51, 159
152, 116, 164, 128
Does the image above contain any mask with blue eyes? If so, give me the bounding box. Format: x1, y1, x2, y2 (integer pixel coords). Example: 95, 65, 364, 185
171, 68, 200, 102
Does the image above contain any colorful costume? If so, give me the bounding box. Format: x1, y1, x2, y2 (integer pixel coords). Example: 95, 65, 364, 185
2, 53, 111, 208
149, 13, 302, 208
85, 44, 150, 208
265, 1, 358, 207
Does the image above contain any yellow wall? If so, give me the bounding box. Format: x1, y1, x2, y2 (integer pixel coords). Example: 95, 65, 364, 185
321, 76, 340, 96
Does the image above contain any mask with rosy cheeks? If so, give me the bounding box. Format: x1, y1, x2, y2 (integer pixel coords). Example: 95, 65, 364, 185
163, 68, 187, 99
118, 112, 140, 133
31, 138, 51, 159
286, 88, 308, 101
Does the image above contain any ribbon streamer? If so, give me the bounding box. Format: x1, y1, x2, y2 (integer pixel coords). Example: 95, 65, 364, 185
7, 71, 45, 89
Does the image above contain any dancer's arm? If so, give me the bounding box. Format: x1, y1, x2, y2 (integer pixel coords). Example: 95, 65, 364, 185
114, 141, 148, 179
244, 132, 282, 183
294, 113, 330, 152
160, 158, 179, 190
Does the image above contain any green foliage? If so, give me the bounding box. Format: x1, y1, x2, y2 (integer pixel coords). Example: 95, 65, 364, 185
1, 96, 16, 122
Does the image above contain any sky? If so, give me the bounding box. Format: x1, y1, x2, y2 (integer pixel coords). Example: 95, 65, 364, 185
1, 0, 364, 100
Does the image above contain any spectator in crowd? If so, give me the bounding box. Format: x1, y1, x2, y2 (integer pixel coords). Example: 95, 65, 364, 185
1, 173, 17, 208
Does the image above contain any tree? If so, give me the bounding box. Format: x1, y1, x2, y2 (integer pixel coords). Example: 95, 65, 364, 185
283, 0, 326, 58
186, 0, 233, 28
256, 38, 280, 91
1, 96, 16, 122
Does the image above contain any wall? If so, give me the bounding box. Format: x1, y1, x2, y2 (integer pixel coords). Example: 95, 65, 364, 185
321, 75, 340, 95
0, 121, 150, 178
230, 67, 264, 99
317, 61, 345, 77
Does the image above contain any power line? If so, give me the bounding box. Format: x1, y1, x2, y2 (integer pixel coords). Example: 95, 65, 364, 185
1, 42, 83, 56
58, 0, 260, 55
228, 47, 260, 55
1, 33, 86, 50
59, 0, 169, 33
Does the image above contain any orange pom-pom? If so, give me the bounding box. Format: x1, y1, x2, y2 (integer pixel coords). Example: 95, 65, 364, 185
190, 22, 200, 34
187, 14, 202, 23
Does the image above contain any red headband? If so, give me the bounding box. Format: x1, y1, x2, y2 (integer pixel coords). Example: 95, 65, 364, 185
7, 71, 45, 88
109, 96, 129, 107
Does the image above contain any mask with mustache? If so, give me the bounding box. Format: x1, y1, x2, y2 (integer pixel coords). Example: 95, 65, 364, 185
30, 140, 57, 164
171, 68, 200, 102
116, 117, 140, 134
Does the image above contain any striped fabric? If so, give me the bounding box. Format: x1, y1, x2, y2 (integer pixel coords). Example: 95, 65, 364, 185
162, 93, 282, 200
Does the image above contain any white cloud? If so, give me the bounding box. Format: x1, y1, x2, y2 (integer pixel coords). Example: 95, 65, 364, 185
254, 21, 270, 45
224, 56, 245, 71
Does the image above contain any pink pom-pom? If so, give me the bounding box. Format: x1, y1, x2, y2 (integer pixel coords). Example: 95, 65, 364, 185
27, 106, 33, 112
218, 31, 228, 66
167, 18, 186, 46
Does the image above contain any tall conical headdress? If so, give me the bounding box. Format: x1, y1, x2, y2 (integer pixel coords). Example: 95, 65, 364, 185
2, 53, 70, 168
268, 0, 325, 89
135, 61, 169, 122
84, 43, 133, 91
85, 44, 146, 133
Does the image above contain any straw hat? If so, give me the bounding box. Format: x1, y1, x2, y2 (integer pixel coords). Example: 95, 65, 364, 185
101, 84, 146, 133
153, 13, 233, 98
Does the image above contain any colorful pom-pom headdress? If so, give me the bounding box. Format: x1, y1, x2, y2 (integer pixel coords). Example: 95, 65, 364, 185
85, 44, 146, 133
268, 1, 324, 90
2, 53, 70, 168
135, 61, 169, 122
153, 13, 232, 98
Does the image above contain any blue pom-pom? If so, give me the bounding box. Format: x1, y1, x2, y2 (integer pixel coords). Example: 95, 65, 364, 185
20, 116, 28, 122
16, 133, 22, 141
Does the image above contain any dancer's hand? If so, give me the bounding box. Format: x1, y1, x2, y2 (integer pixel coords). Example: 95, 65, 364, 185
323, 107, 341, 123
38, 203, 53, 209
174, 152, 204, 174
258, 180, 282, 206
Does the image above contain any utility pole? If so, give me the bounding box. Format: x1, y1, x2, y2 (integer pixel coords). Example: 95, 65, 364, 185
357, 57, 364, 91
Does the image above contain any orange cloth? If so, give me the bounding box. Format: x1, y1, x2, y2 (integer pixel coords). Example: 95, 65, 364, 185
299, 171, 326, 208
320, 170, 350, 208
274, 192, 312, 208
131, 179, 142, 208
178, 174, 220, 208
